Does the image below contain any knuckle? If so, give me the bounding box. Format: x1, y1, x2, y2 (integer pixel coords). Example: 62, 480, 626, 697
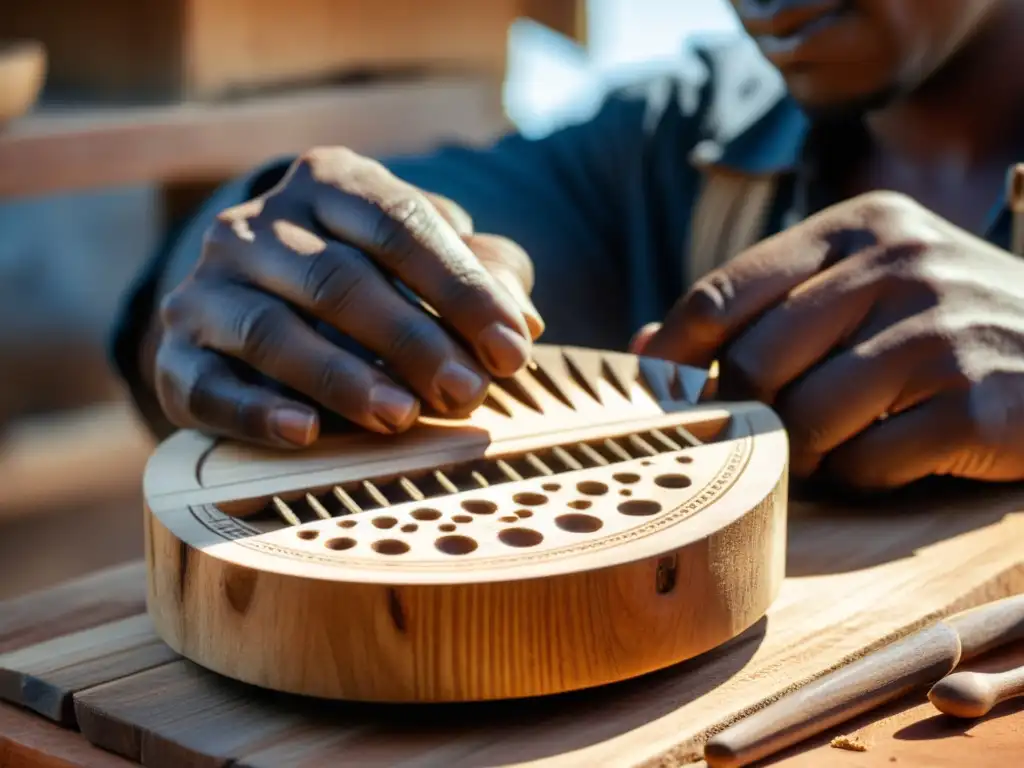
302, 252, 365, 316
234, 302, 286, 359
158, 287, 190, 329
383, 317, 439, 361
372, 193, 435, 264
852, 189, 921, 222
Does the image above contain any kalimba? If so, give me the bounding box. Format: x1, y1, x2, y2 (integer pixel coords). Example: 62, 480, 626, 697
142, 344, 789, 703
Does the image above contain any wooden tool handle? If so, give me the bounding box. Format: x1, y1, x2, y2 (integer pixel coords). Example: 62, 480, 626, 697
704, 622, 962, 768
944, 594, 1024, 661
929, 665, 1024, 719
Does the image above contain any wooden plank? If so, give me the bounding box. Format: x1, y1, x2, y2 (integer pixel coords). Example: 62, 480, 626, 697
6, 0, 516, 100
0, 562, 145, 655
0, 615, 179, 726
66, 488, 1024, 767
73, 662, 313, 768
0, 702, 137, 768
0, 75, 507, 200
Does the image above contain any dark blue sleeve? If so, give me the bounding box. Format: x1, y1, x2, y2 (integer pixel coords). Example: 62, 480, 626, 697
108, 84, 706, 437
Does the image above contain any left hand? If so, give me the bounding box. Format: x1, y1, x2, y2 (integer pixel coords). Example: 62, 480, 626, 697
635, 191, 1024, 491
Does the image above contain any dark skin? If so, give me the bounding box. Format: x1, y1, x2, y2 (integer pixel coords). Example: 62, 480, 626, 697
147, 0, 1024, 491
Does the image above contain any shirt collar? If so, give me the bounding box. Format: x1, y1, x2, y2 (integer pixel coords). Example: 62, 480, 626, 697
685, 34, 810, 175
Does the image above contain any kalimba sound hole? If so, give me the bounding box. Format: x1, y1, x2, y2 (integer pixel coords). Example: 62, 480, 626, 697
412, 508, 442, 521
439, 523, 456, 532
513, 492, 548, 506
655, 474, 691, 489
373, 516, 398, 529
338, 519, 357, 528
297, 530, 318, 540
618, 499, 662, 517
568, 499, 592, 510
436, 535, 478, 555
542, 483, 561, 491
326, 537, 357, 550
499, 515, 519, 523
677, 455, 694, 464
373, 539, 410, 556
515, 509, 533, 518
498, 528, 543, 548
577, 481, 608, 496
453, 515, 473, 523
401, 524, 417, 533
462, 500, 497, 515
555, 514, 603, 533
613, 473, 640, 484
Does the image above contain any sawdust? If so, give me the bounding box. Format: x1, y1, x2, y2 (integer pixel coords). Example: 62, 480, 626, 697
830, 734, 869, 752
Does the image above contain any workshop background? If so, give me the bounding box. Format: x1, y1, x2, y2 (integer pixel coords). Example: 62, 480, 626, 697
0, 0, 736, 597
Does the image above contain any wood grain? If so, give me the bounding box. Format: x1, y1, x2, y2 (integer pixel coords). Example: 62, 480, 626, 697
0, 75, 506, 199
0, 615, 179, 726
767, 640, 1024, 766
143, 345, 785, 702
0, 702, 137, 768
0, 561, 146, 655
55, 487, 1024, 767
4, 0, 519, 100
702, 622, 963, 767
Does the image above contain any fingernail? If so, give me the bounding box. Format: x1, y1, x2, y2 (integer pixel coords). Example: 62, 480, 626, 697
477, 323, 531, 375
497, 273, 545, 339
369, 385, 419, 432
270, 407, 318, 446
434, 360, 487, 411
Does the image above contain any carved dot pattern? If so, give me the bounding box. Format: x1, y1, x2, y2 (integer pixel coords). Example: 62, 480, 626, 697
311, 438, 710, 559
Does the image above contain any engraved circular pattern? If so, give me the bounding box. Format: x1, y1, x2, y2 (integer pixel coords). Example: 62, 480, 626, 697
186, 435, 753, 571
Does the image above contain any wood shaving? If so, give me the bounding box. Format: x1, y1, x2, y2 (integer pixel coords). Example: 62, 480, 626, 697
830, 735, 869, 752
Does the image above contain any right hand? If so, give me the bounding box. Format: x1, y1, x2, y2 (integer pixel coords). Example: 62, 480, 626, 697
151, 147, 544, 449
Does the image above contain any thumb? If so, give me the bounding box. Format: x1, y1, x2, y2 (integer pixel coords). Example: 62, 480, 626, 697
629, 322, 662, 355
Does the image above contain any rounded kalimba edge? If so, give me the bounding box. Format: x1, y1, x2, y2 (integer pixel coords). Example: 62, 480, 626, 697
143, 419, 787, 702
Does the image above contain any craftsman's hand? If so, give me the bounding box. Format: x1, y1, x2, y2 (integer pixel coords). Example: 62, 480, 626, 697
152, 147, 542, 448
636, 191, 1024, 490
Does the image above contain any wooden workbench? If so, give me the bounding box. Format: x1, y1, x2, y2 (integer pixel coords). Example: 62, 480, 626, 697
2, 482, 1023, 767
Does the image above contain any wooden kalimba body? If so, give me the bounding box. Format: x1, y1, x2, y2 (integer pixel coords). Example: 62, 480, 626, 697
142, 344, 789, 703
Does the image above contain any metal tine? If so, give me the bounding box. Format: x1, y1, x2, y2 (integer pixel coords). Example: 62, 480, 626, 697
271, 496, 302, 526
674, 425, 704, 446
433, 470, 460, 494
362, 480, 391, 508
471, 471, 490, 488
628, 434, 660, 456
305, 493, 332, 520
603, 438, 632, 462
526, 452, 555, 476
650, 429, 683, 451
332, 486, 363, 516
496, 460, 523, 481
399, 476, 425, 501
552, 446, 583, 471
577, 443, 609, 466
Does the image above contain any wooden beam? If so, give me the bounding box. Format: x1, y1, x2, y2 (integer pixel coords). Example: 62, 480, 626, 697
0, 75, 507, 199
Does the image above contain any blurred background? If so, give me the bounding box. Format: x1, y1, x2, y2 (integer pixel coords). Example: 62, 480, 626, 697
0, 0, 736, 597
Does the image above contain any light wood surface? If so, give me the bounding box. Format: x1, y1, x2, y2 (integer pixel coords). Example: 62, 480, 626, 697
704, 590, 1024, 765
703, 622, 963, 767
143, 344, 788, 701
0, 75, 506, 199
1, 488, 1024, 766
